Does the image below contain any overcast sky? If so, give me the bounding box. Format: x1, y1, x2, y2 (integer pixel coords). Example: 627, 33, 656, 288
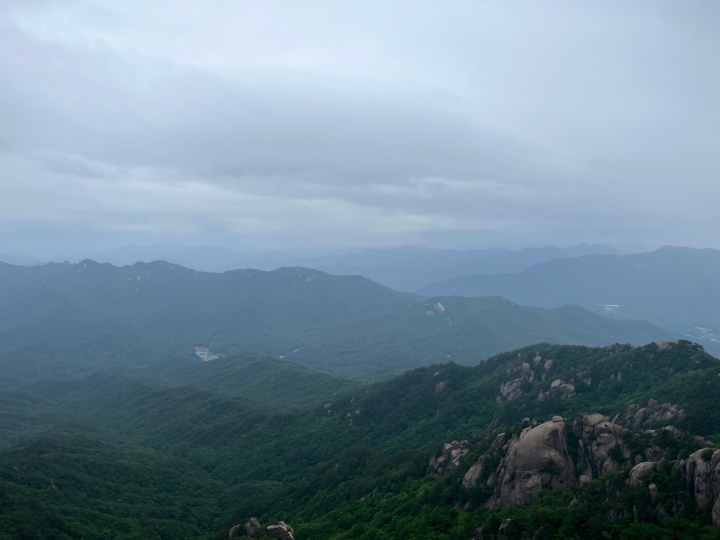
1, 1, 718, 257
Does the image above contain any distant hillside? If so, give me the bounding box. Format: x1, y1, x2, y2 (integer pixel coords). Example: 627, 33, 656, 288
287, 244, 621, 291
81, 242, 621, 291
421, 246, 720, 353
286, 296, 670, 374
0, 259, 673, 381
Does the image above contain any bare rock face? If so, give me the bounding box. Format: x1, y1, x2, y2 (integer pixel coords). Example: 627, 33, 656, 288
713, 496, 720, 529
613, 399, 684, 428
462, 461, 484, 489
537, 379, 575, 402
498, 362, 537, 402
462, 433, 507, 489
267, 521, 295, 540
429, 440, 469, 478
649, 483, 659, 504
485, 417, 574, 508
628, 462, 656, 487
245, 518, 262, 537
573, 413, 630, 476
498, 379, 523, 401
496, 354, 563, 402
685, 449, 720, 509
462, 411, 720, 517
463, 413, 636, 509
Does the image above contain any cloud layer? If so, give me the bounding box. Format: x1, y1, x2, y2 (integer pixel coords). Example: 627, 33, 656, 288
2, 1, 719, 256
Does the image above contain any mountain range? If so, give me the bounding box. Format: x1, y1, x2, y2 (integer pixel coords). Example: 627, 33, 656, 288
0, 259, 673, 382
2, 243, 623, 292
422, 246, 720, 355
1, 247, 719, 538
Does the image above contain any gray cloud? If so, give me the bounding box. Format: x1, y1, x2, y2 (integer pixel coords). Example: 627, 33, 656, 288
1, 1, 719, 257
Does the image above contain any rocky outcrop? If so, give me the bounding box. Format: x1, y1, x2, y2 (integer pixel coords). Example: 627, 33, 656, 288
429, 440, 469, 477
573, 413, 630, 476
497, 354, 555, 402
459, 411, 720, 527
228, 518, 294, 539
537, 379, 575, 401
613, 399, 684, 428
462, 433, 507, 489
463, 413, 633, 508
267, 521, 295, 540
244, 518, 262, 537
484, 417, 574, 508
628, 461, 656, 487
685, 448, 720, 509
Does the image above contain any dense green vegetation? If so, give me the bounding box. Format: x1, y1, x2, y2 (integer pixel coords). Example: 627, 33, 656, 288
2, 340, 720, 538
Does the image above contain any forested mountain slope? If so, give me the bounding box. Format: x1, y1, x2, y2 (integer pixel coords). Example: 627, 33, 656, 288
2, 341, 720, 538
0, 260, 673, 381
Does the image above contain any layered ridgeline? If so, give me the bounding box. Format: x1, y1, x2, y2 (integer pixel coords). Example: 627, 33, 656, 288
421, 246, 720, 354
40, 243, 621, 291
2, 341, 720, 538
0, 259, 671, 382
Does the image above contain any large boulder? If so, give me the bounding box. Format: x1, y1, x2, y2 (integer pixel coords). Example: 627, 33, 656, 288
245, 518, 262, 537
429, 440, 469, 477
685, 448, 720, 508
486, 417, 574, 508
267, 521, 294, 540
628, 462, 656, 487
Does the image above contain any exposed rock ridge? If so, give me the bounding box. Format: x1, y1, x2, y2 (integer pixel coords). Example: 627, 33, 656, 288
612, 398, 684, 428
484, 416, 574, 508
460, 412, 720, 524
429, 440, 469, 477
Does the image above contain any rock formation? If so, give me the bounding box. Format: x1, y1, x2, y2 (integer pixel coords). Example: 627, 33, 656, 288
429, 440, 469, 477
684, 448, 720, 509
484, 417, 574, 508
228, 518, 295, 539
537, 379, 575, 401
573, 413, 630, 476
612, 399, 684, 428
267, 521, 295, 540
628, 461, 656, 487
456, 409, 720, 529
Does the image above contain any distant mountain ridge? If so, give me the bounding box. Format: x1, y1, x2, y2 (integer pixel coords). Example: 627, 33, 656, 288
421, 245, 720, 354
4, 243, 624, 291
0, 259, 674, 382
